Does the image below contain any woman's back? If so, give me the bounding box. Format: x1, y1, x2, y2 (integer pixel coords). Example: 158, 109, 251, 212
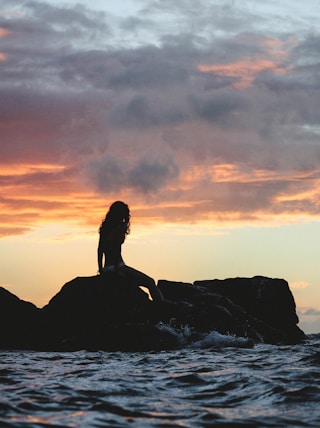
99, 222, 127, 267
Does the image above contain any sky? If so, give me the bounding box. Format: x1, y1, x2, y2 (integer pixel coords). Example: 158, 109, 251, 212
1, 0, 320, 333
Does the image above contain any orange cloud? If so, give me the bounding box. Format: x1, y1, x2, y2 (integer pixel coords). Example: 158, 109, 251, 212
183, 163, 307, 185
2, 150, 320, 238
0, 160, 130, 241
0, 28, 10, 61
197, 58, 288, 89
0, 27, 11, 38
261, 35, 297, 60
0, 163, 66, 176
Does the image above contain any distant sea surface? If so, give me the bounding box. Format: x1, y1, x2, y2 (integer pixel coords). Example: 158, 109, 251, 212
1, 332, 320, 428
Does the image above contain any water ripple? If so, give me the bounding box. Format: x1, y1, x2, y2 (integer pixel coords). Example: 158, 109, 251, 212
0, 336, 320, 427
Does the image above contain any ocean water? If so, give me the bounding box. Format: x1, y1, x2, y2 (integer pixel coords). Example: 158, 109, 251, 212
0, 331, 319, 428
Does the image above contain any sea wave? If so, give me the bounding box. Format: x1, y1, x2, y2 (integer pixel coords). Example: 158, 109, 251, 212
0, 334, 319, 427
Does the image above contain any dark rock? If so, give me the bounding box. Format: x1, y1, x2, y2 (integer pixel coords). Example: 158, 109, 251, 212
157, 280, 196, 300
158, 279, 290, 344
193, 276, 305, 344
0, 274, 306, 351
0, 287, 40, 349
39, 273, 155, 350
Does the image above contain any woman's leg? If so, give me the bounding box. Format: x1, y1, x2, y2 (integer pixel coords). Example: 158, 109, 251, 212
120, 265, 164, 301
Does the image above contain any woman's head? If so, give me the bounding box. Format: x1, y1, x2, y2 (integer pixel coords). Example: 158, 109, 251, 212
100, 201, 130, 234
108, 201, 130, 223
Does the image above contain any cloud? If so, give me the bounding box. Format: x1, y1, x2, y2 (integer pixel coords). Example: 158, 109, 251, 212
298, 306, 320, 334
198, 58, 288, 89
129, 157, 179, 193
1, 0, 320, 234
0, 27, 12, 38
86, 155, 179, 194
300, 308, 320, 316
291, 281, 310, 289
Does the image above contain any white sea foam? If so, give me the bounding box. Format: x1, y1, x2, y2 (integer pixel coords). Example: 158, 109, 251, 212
190, 330, 254, 349
156, 321, 254, 349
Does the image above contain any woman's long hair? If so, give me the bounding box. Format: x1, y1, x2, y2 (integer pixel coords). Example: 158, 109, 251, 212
99, 201, 130, 236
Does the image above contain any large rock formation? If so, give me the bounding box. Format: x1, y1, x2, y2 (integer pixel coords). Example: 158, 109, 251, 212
0, 274, 305, 351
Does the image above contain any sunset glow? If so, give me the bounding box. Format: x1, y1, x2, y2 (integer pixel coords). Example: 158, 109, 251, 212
198, 58, 288, 89
0, 27, 11, 38
1, 0, 320, 332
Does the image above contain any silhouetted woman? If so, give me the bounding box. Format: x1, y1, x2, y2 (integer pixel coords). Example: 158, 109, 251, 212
98, 201, 163, 301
